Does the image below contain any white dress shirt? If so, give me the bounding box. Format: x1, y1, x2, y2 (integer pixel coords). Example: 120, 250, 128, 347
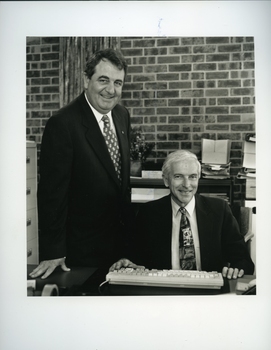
84, 92, 117, 135
171, 196, 202, 270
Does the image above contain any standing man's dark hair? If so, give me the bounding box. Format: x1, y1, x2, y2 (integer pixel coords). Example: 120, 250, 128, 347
84, 48, 128, 80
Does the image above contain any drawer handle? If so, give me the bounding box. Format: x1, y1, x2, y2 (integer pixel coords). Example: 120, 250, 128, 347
26, 156, 31, 164
26, 187, 31, 195
27, 218, 32, 226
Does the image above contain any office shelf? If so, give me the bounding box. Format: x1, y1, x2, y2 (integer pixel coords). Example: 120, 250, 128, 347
130, 177, 233, 205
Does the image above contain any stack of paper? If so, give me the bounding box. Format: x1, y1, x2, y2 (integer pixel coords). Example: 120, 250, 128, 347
201, 139, 231, 179
201, 162, 231, 179
237, 134, 256, 180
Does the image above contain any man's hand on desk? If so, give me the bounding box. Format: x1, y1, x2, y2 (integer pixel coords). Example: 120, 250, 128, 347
222, 266, 244, 280
109, 258, 145, 272
29, 257, 70, 279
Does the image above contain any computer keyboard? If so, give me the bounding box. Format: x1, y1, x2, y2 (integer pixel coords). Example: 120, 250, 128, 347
106, 268, 224, 290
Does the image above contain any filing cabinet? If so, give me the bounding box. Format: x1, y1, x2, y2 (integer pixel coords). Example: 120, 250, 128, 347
26, 141, 39, 264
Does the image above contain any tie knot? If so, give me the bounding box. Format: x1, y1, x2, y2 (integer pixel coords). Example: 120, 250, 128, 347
179, 207, 187, 215
102, 115, 110, 125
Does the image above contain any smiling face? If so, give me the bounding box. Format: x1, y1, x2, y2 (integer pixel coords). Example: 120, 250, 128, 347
163, 159, 199, 207
84, 59, 125, 114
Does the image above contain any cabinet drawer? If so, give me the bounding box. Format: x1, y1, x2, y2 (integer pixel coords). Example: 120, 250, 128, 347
26, 178, 37, 210
26, 146, 37, 179
27, 237, 39, 265
27, 208, 38, 241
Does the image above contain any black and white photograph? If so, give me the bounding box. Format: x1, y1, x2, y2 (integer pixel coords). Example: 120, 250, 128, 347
26, 36, 256, 297
1, 1, 271, 349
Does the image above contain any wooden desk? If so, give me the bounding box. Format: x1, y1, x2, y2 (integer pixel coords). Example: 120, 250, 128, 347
27, 265, 97, 296
27, 265, 255, 296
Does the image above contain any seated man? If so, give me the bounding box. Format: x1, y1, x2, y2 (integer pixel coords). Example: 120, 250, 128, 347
111, 150, 254, 279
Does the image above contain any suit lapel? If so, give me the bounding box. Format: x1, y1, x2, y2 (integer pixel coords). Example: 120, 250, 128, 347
79, 94, 121, 188
195, 194, 215, 269
155, 195, 172, 236
155, 195, 173, 267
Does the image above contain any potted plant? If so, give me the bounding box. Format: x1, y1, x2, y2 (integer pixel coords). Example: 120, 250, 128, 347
130, 127, 155, 177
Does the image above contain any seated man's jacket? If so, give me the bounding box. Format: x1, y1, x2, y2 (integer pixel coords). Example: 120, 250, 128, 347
132, 194, 254, 274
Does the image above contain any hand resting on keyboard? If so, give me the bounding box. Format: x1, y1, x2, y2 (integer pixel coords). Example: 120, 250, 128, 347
109, 258, 145, 272
222, 265, 244, 280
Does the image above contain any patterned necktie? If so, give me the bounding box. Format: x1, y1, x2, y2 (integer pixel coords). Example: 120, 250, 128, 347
179, 207, 196, 270
102, 115, 122, 182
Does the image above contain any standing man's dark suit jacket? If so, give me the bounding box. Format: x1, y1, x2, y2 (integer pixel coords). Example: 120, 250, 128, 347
38, 92, 132, 268
133, 194, 254, 274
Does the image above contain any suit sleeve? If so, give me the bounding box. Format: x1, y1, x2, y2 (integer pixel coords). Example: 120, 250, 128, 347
38, 115, 73, 261
221, 202, 255, 274
131, 205, 150, 266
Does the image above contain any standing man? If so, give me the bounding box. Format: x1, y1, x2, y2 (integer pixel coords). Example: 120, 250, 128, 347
111, 150, 254, 279
30, 49, 132, 279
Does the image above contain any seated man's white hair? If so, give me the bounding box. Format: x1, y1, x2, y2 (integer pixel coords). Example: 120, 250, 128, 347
162, 150, 201, 179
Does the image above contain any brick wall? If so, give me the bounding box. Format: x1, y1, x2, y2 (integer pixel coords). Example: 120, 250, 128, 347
120, 37, 255, 204
26, 36, 255, 204
26, 37, 60, 149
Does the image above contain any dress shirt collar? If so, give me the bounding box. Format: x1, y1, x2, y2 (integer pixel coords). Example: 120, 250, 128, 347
84, 92, 112, 124
171, 195, 195, 218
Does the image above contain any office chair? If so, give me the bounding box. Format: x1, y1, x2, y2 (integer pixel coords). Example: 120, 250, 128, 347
232, 205, 255, 254
240, 206, 255, 243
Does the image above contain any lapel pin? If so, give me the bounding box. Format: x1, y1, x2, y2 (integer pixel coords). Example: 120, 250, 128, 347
121, 131, 125, 135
